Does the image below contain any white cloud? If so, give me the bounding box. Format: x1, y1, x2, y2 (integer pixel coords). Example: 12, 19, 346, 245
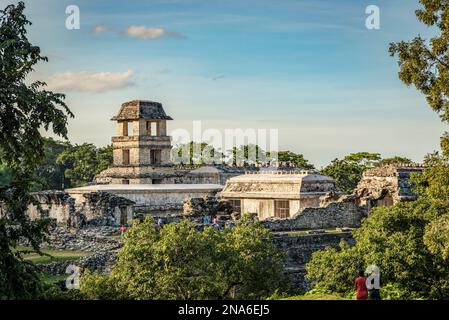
45, 70, 135, 92
125, 25, 183, 40
91, 24, 109, 34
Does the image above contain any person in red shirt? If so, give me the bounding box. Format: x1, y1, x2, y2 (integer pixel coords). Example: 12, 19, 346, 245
355, 270, 368, 300
119, 225, 127, 238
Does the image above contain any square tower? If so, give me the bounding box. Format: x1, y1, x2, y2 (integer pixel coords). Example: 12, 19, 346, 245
96, 100, 176, 184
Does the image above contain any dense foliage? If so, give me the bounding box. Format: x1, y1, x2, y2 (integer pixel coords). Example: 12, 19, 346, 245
390, 0, 449, 124
172, 141, 224, 166
56, 143, 112, 187
305, 196, 449, 299
307, 0, 449, 299
81, 215, 286, 300
321, 153, 412, 193
0, 2, 72, 299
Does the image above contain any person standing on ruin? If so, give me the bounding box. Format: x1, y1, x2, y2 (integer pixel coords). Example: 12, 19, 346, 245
355, 270, 368, 300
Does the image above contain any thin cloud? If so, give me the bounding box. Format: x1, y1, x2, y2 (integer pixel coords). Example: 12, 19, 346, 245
45, 70, 135, 92
91, 24, 110, 34
124, 25, 184, 40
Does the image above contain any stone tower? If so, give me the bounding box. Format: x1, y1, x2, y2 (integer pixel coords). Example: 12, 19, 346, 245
96, 100, 176, 184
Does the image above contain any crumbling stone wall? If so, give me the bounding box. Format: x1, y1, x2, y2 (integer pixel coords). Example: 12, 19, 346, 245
81, 192, 134, 226
273, 231, 355, 292
27, 190, 135, 228
355, 164, 424, 205
183, 196, 234, 217
263, 195, 367, 232
28, 191, 76, 224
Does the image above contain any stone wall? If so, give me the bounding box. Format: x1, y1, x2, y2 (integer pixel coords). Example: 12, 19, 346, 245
27, 191, 135, 227
81, 187, 223, 216
80, 192, 135, 226
263, 195, 367, 232
28, 191, 76, 224
183, 196, 234, 217
355, 164, 425, 205
273, 231, 355, 292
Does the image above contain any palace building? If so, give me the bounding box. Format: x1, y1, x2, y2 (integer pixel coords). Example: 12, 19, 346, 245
219, 171, 342, 220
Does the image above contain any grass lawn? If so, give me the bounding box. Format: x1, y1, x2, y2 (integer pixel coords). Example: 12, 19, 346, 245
13, 246, 90, 264
41, 274, 69, 285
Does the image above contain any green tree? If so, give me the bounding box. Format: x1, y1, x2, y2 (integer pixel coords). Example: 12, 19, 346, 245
389, 0, 449, 124
228, 144, 267, 166
306, 199, 449, 299
56, 143, 112, 187
321, 152, 386, 193
266, 150, 315, 170
307, 0, 449, 301
33, 138, 72, 190
424, 213, 449, 261
172, 141, 223, 166
96, 145, 113, 173
0, 2, 72, 299
375, 156, 413, 167
320, 159, 365, 193
81, 215, 286, 300
343, 152, 381, 166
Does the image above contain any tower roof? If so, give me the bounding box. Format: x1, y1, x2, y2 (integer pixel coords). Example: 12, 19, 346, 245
111, 100, 173, 121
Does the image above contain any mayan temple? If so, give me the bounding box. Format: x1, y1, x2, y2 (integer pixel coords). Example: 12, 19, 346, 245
96, 100, 177, 184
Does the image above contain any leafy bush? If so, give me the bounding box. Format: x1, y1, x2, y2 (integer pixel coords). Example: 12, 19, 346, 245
80, 214, 287, 300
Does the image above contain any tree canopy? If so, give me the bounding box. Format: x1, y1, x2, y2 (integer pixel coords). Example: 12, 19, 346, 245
56, 143, 112, 187
307, 0, 449, 300
267, 150, 315, 169
321, 153, 412, 193
172, 141, 224, 166
306, 197, 449, 299
390, 0, 449, 124
0, 2, 72, 299
80, 215, 286, 300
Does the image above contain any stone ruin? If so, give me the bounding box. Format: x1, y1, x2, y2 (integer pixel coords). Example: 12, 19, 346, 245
183, 196, 234, 217
263, 194, 366, 232
354, 163, 425, 208
18, 98, 429, 293
27, 191, 135, 228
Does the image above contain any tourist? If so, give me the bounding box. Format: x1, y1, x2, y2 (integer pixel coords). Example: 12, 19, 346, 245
225, 220, 234, 229
120, 225, 127, 238
368, 284, 381, 300
213, 216, 220, 230
157, 217, 164, 228
354, 270, 368, 300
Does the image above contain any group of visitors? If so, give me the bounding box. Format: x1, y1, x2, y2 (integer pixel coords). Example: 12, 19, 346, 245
354, 270, 381, 300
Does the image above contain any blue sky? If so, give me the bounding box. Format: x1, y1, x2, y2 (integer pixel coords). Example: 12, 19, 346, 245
2, 0, 447, 166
